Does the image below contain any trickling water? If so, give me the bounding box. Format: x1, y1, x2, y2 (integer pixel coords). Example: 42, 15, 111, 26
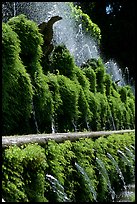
96, 157, 115, 201
46, 174, 71, 202
130, 145, 135, 151
74, 162, 97, 201
51, 116, 56, 133
86, 118, 90, 131
32, 102, 40, 134
117, 149, 135, 179
117, 150, 133, 168
106, 152, 127, 190
72, 119, 77, 132
124, 147, 135, 161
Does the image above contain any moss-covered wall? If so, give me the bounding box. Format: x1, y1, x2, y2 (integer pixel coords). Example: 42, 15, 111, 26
2, 132, 135, 202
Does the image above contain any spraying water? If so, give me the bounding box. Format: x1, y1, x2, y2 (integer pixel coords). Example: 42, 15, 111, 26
46, 174, 71, 202
105, 60, 126, 86
130, 145, 135, 151
75, 162, 97, 201
96, 157, 115, 201
2, 2, 134, 88
117, 150, 133, 168
124, 147, 135, 161
2, 2, 99, 68
107, 152, 127, 190
117, 149, 135, 179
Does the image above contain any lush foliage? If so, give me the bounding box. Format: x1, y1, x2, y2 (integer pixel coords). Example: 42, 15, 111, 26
2, 132, 135, 202
2, 23, 33, 135
2, 14, 135, 135
68, 2, 101, 43
2, 144, 48, 202
7, 14, 53, 133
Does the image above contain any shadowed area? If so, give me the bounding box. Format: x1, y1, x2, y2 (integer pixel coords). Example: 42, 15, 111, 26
38, 16, 62, 58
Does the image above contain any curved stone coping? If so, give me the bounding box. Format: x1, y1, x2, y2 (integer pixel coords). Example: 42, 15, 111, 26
2, 129, 135, 148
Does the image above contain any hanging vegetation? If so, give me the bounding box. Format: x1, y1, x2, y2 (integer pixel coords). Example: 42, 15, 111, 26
7, 14, 53, 133
2, 13, 134, 135
2, 23, 33, 136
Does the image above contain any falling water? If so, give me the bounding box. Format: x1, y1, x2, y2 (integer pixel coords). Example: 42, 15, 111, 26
72, 119, 78, 132
117, 150, 133, 168
51, 116, 56, 133
2, 2, 100, 68
32, 102, 40, 134
13, 2, 16, 17
106, 153, 126, 190
124, 147, 135, 161
46, 174, 71, 202
117, 149, 135, 179
96, 157, 115, 201
74, 162, 97, 201
130, 145, 135, 151
115, 183, 135, 202
105, 60, 126, 86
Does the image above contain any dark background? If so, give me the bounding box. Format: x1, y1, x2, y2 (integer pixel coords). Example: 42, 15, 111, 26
75, 0, 136, 84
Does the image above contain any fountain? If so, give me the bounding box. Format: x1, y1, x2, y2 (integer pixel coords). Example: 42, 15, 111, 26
2, 3, 135, 200
46, 174, 71, 202
117, 150, 133, 168
2, 2, 135, 92
2, 2, 99, 67
96, 157, 115, 201
107, 152, 127, 190
75, 162, 97, 201
130, 145, 135, 151
124, 147, 135, 161
115, 182, 135, 202
105, 60, 126, 86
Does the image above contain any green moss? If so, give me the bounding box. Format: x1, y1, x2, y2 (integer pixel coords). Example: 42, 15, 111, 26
56, 75, 79, 132
82, 67, 96, 93
119, 87, 127, 103
51, 44, 76, 79
2, 23, 33, 135
7, 14, 53, 133
104, 74, 112, 96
